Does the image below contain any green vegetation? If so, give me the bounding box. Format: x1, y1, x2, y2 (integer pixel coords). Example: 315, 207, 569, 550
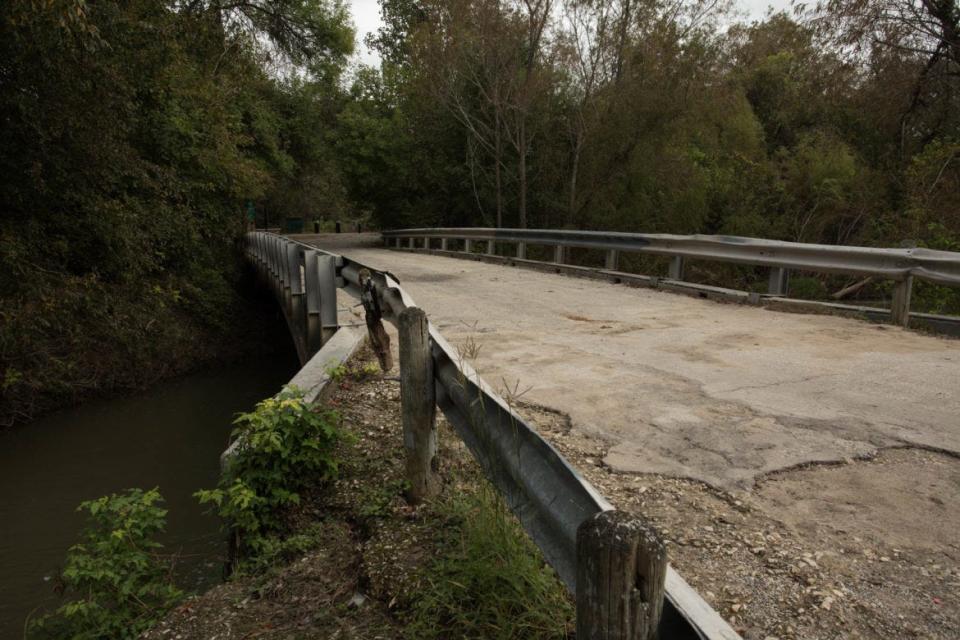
4, 0, 959, 428
29, 489, 183, 640
196, 386, 346, 559
0, 0, 354, 426
405, 488, 573, 640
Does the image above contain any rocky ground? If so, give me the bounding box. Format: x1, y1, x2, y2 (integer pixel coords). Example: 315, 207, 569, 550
519, 401, 960, 639
145, 344, 959, 640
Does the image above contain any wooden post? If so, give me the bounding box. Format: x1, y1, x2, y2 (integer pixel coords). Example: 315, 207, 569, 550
465, 238, 473, 253
554, 245, 566, 264
891, 275, 913, 327
395, 237, 403, 248
423, 237, 431, 250
399, 307, 439, 503
441, 238, 449, 251
605, 249, 619, 271
576, 510, 667, 640
487, 239, 496, 256
668, 256, 685, 281
359, 269, 393, 371
517, 242, 526, 259
768, 267, 789, 296
408, 237, 416, 249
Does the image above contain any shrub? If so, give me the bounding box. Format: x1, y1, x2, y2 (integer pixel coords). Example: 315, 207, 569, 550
405, 488, 574, 640
196, 386, 344, 557
29, 488, 182, 640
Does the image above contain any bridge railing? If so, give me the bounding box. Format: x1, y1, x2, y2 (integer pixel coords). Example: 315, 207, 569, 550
381, 228, 960, 328
244, 231, 740, 640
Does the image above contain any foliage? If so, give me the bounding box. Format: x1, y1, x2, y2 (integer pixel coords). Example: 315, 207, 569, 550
405, 487, 573, 640
29, 489, 182, 640
196, 387, 345, 556
0, 0, 354, 426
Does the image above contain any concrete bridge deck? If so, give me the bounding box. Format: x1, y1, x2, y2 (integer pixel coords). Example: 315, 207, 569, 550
303, 233, 960, 492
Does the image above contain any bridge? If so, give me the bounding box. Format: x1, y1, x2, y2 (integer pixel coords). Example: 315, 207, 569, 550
243, 229, 960, 640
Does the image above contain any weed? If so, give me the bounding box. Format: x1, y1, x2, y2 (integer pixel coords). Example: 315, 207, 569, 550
196, 386, 346, 560
404, 487, 573, 640
28, 489, 183, 640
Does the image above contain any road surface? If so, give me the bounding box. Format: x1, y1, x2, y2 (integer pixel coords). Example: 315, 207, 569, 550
303, 233, 960, 491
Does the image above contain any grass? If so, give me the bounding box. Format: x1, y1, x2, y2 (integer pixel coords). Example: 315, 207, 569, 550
404, 486, 574, 640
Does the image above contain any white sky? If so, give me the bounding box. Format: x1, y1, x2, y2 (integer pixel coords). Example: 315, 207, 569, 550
346, 0, 796, 67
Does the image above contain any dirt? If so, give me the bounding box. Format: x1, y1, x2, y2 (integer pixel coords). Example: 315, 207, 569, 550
515, 401, 960, 639
142, 347, 529, 640
144, 340, 960, 640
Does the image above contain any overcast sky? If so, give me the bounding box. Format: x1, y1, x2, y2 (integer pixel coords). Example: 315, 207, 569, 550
347, 0, 796, 66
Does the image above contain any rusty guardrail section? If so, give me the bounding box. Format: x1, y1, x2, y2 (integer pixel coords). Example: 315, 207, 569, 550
244, 231, 740, 640
382, 227, 960, 329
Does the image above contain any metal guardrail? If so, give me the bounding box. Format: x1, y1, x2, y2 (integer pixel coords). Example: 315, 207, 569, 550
381, 228, 960, 327
244, 231, 740, 640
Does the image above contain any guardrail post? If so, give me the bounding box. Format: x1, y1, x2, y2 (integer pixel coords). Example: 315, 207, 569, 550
576, 510, 667, 640
554, 245, 566, 264
891, 275, 913, 327
768, 267, 789, 296
487, 240, 496, 256
318, 254, 339, 345
398, 307, 440, 503
286, 243, 307, 364
304, 250, 323, 355
408, 237, 416, 249
441, 238, 449, 251
668, 256, 685, 280
422, 237, 430, 250
465, 239, 473, 253
605, 250, 619, 271
517, 242, 526, 259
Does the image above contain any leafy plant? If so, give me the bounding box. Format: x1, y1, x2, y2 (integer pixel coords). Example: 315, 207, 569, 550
196, 386, 345, 557
29, 488, 182, 640
405, 488, 573, 640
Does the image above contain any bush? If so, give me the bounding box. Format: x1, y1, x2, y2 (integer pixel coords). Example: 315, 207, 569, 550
29, 488, 183, 640
196, 387, 344, 557
405, 488, 573, 640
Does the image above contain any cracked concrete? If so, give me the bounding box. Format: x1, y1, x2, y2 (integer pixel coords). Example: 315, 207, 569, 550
303, 234, 960, 491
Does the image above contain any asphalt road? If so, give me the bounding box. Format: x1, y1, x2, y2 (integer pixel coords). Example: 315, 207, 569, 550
303, 233, 960, 491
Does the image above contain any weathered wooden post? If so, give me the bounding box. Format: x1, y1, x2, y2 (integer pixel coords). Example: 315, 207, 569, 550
768, 267, 789, 296
668, 256, 685, 281
359, 268, 393, 371
605, 249, 619, 271
398, 307, 440, 503
576, 510, 667, 640
891, 275, 913, 327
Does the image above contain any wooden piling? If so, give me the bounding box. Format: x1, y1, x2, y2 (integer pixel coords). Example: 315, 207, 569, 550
576, 510, 667, 640
398, 307, 439, 503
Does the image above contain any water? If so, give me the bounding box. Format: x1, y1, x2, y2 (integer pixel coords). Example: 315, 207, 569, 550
0, 354, 298, 639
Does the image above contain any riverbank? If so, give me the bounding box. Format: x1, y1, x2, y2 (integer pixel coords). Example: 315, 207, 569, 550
143, 345, 573, 639
0, 259, 291, 429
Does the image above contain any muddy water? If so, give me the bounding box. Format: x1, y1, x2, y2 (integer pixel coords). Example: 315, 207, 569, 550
0, 354, 298, 639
